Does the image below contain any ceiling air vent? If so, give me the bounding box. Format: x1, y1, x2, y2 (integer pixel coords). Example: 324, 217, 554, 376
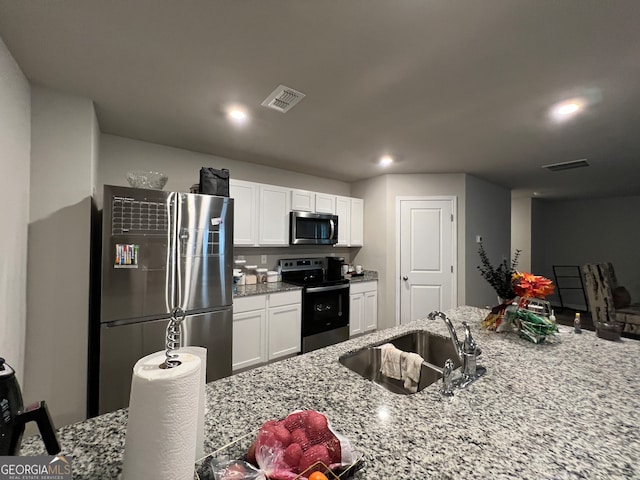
261, 85, 306, 113
542, 159, 590, 172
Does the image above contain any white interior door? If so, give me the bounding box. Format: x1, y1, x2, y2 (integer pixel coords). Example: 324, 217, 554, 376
399, 198, 455, 325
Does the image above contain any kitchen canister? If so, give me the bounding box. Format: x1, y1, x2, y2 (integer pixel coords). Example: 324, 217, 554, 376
256, 268, 268, 284
266, 270, 278, 283
244, 265, 258, 285
233, 268, 245, 286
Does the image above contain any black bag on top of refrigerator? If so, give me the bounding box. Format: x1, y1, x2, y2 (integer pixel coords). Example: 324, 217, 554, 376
199, 167, 230, 196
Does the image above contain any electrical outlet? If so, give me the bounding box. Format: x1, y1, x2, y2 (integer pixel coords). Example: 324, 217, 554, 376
261, 255, 268, 265
476, 235, 483, 244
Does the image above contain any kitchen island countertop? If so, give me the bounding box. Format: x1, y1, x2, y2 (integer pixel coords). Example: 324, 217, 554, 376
21, 306, 640, 479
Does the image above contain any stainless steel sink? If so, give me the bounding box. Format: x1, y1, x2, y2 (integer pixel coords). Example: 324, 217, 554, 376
339, 330, 461, 395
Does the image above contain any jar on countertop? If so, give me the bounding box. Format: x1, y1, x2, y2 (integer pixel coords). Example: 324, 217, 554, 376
233, 268, 245, 286
266, 271, 278, 283
244, 265, 258, 285
234, 259, 247, 286
256, 268, 268, 284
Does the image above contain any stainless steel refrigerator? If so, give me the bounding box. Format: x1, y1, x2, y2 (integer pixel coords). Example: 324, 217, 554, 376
90, 185, 233, 415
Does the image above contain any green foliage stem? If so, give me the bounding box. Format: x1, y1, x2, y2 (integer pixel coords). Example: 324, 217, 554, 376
477, 242, 521, 300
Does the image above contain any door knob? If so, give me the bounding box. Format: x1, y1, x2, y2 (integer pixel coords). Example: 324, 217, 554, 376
403, 276, 408, 281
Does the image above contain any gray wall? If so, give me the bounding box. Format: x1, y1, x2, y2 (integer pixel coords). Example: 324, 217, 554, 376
98, 134, 351, 207
26, 86, 98, 428
352, 173, 467, 330
0, 36, 30, 384
532, 195, 640, 310
464, 175, 512, 308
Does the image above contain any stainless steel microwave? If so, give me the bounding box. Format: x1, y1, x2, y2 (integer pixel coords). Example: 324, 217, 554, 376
289, 211, 338, 245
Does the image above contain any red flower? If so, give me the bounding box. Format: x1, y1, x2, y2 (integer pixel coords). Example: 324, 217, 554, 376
512, 272, 555, 298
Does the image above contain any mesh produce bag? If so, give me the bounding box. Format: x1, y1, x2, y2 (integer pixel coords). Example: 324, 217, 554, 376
211, 410, 360, 480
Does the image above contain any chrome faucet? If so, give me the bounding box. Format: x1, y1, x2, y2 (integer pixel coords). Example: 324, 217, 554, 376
427, 311, 486, 392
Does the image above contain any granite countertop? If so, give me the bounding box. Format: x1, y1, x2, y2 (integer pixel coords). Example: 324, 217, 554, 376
233, 281, 302, 298
345, 270, 378, 283
233, 271, 377, 297
21, 306, 640, 479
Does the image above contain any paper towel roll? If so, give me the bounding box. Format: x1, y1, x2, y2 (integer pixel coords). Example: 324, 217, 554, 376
181, 346, 207, 460
122, 351, 201, 480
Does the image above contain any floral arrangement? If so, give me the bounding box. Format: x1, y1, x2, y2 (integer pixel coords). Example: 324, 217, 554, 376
479, 245, 558, 342
477, 243, 521, 300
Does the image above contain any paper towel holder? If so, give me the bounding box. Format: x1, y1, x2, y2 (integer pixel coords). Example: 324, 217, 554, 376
162, 307, 186, 369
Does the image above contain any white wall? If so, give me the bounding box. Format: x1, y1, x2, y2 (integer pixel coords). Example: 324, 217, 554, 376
465, 175, 512, 308
98, 134, 351, 206
352, 173, 466, 330
26, 86, 98, 428
532, 195, 640, 309
0, 36, 30, 384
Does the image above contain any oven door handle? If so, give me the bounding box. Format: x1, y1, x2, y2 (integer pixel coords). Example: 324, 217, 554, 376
306, 284, 349, 294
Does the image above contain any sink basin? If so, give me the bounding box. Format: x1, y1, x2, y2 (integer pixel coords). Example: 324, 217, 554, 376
339, 330, 461, 395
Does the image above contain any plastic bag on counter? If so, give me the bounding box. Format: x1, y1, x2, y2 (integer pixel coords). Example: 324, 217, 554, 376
210, 410, 360, 480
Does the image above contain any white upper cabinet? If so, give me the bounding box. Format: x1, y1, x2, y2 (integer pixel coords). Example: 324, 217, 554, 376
231, 179, 363, 247
350, 198, 364, 247
291, 189, 315, 212
259, 184, 291, 245
315, 193, 336, 214
336, 196, 350, 246
336, 196, 363, 247
230, 179, 258, 246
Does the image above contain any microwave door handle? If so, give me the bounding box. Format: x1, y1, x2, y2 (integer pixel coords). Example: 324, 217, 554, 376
329, 219, 335, 240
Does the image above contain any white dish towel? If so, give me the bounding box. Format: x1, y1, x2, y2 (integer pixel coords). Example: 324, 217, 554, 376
380, 344, 425, 393
380, 343, 403, 380
402, 352, 424, 393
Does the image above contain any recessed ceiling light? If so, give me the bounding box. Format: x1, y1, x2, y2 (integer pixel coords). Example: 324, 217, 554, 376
549, 98, 586, 122
379, 155, 394, 167
226, 106, 249, 125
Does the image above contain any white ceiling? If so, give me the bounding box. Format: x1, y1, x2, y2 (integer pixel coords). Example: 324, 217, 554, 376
1, 1, 639, 199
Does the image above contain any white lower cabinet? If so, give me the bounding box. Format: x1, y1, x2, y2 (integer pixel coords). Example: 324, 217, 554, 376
364, 289, 378, 331
232, 295, 267, 371
232, 290, 301, 371
349, 281, 378, 337
349, 291, 364, 336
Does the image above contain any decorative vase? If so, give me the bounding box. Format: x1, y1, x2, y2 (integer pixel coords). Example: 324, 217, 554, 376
482, 297, 516, 331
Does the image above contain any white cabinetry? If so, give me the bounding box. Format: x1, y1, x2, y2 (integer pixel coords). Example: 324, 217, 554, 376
232, 290, 301, 371
364, 289, 378, 331
232, 295, 267, 371
259, 185, 291, 245
349, 291, 364, 336
349, 281, 377, 337
230, 179, 258, 246
315, 194, 336, 214
350, 198, 364, 246
231, 179, 363, 247
292, 190, 336, 215
336, 196, 364, 247
336, 196, 350, 246
291, 189, 315, 212
267, 291, 302, 360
